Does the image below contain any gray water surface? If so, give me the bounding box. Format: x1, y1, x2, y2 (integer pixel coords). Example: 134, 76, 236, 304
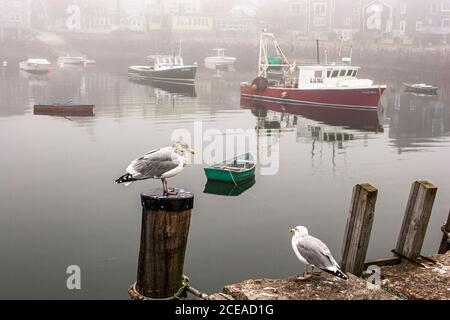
0, 65, 449, 299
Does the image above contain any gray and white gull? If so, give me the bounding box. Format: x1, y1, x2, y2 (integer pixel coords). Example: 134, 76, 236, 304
115, 141, 195, 196
290, 226, 348, 281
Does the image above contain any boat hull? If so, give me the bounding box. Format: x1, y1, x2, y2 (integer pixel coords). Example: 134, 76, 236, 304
240, 83, 386, 111
34, 104, 95, 116
204, 167, 256, 183
19, 65, 50, 74
128, 66, 197, 83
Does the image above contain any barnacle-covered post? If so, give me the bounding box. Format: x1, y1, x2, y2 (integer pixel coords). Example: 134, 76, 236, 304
129, 189, 194, 300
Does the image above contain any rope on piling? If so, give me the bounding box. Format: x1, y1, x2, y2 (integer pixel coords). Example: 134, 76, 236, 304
128, 275, 190, 301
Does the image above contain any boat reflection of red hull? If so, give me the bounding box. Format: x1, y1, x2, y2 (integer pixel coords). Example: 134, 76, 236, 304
34, 104, 95, 117
240, 84, 385, 111
241, 97, 382, 131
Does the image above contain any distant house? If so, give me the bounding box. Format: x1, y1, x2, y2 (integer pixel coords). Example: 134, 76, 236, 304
308, 0, 334, 35
332, 0, 362, 40
213, 4, 258, 34
285, 0, 309, 37
0, 0, 32, 40
285, 0, 335, 39
397, 0, 450, 43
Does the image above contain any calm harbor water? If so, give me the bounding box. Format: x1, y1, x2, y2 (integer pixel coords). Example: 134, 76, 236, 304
0, 64, 449, 299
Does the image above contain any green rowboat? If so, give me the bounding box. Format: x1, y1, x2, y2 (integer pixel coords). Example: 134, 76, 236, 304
204, 153, 256, 183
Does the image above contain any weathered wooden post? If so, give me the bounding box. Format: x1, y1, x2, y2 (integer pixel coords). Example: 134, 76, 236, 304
395, 181, 437, 260
128, 189, 194, 300
341, 184, 378, 277
438, 210, 450, 254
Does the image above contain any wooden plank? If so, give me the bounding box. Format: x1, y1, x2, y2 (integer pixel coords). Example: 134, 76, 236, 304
364, 257, 401, 269
438, 210, 450, 254
396, 181, 438, 260
341, 184, 378, 277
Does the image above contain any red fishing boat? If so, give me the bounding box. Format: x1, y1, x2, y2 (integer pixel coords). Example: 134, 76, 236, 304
241, 32, 386, 112
34, 101, 95, 116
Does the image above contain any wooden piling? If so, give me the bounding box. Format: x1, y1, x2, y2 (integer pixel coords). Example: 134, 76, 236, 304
129, 189, 194, 300
341, 184, 378, 277
438, 210, 450, 254
395, 181, 437, 260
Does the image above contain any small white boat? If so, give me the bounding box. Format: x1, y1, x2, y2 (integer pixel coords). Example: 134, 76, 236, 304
19, 59, 51, 74
205, 48, 236, 70
404, 83, 438, 95
58, 56, 96, 66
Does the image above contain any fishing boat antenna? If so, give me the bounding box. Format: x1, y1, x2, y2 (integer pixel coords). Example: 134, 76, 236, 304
316, 40, 320, 65
349, 45, 353, 65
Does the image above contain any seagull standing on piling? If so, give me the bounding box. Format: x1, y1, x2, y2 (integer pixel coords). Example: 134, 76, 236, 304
115, 141, 195, 196
289, 226, 348, 281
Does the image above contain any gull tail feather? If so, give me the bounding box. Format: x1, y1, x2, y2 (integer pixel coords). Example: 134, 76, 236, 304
115, 173, 136, 185
321, 268, 348, 281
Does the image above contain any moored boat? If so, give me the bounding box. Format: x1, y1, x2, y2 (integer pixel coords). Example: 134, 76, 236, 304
19, 59, 51, 74
128, 55, 197, 84
34, 101, 95, 116
241, 32, 386, 112
58, 56, 96, 66
204, 153, 256, 183
404, 83, 438, 95
205, 48, 236, 70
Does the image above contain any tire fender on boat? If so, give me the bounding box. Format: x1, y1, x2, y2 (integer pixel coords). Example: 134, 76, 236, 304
252, 77, 269, 92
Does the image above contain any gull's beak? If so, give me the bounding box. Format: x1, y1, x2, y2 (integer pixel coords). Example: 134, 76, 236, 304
289, 228, 295, 233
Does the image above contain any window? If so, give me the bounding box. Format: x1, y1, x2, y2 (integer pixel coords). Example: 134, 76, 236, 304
431, 3, 438, 14
400, 20, 406, 34
8, 13, 20, 22
416, 21, 423, 31
346, 70, 353, 76
344, 18, 352, 26
443, 19, 450, 29
352, 70, 358, 77
8, 0, 21, 7
291, 1, 305, 15
331, 70, 339, 78
313, 3, 327, 17
400, 2, 406, 15
327, 70, 332, 77
339, 70, 346, 77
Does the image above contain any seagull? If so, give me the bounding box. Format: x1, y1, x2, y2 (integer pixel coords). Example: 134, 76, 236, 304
289, 226, 348, 281
115, 141, 195, 196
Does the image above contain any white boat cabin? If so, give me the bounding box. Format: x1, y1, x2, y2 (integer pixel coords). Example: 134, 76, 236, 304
296, 65, 365, 87
146, 55, 185, 70
26, 59, 51, 65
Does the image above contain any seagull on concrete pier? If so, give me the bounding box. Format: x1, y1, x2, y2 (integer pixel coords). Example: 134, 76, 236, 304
290, 226, 348, 281
115, 141, 195, 196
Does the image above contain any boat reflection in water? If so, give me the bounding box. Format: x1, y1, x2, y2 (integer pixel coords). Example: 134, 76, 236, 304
241, 97, 382, 133
128, 78, 197, 98
203, 177, 256, 197
20, 70, 50, 87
